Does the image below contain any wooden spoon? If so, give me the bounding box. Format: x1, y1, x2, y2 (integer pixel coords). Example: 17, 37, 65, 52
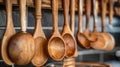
100, 0, 115, 51
8, 0, 35, 65
48, 0, 66, 61
70, 0, 78, 57
109, 0, 113, 25
62, 0, 76, 58
90, 0, 115, 51
77, 0, 91, 48
1, 0, 15, 65
31, 0, 48, 66
90, 0, 106, 49
63, 0, 77, 65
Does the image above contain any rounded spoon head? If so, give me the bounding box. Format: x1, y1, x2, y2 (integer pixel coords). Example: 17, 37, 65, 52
31, 37, 48, 66
77, 32, 90, 48
8, 32, 35, 65
48, 36, 66, 61
62, 33, 76, 57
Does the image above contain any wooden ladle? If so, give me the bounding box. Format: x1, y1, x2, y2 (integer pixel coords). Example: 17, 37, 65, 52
91, 0, 115, 51
101, 0, 115, 51
1, 0, 15, 65
8, 0, 35, 65
90, 0, 107, 50
48, 0, 66, 61
31, 0, 48, 66
77, 0, 91, 48
62, 0, 76, 58
70, 0, 78, 57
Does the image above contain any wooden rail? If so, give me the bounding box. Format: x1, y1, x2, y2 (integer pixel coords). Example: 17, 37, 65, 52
0, 0, 119, 15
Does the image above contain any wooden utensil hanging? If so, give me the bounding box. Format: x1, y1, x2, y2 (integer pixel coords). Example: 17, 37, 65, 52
48, 0, 66, 61
8, 0, 35, 65
62, 0, 76, 57
31, 0, 48, 66
77, 0, 91, 48
1, 0, 15, 65
100, 0, 115, 51
90, 0, 107, 50
70, 0, 78, 57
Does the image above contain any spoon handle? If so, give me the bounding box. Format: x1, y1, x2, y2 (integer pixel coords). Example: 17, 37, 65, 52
52, 0, 58, 33
70, 0, 75, 33
109, 0, 113, 25
20, 0, 27, 32
93, 0, 98, 32
85, 0, 91, 31
101, 0, 106, 32
78, 0, 83, 33
64, 0, 69, 25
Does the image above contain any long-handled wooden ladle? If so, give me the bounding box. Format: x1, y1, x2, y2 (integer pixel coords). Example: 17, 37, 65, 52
1, 0, 15, 65
48, 0, 66, 61
100, 0, 115, 51
77, 0, 91, 48
31, 0, 48, 66
8, 0, 35, 65
70, 0, 78, 57
63, 0, 78, 66
90, 0, 107, 50
62, 0, 76, 58
91, 0, 115, 51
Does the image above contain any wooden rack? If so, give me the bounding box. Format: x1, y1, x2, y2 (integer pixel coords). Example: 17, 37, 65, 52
0, 0, 119, 15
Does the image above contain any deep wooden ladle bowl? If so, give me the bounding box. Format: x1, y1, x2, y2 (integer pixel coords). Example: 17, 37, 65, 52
8, 0, 35, 65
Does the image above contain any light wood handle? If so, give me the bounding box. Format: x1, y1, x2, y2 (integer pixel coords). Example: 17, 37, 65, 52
109, 0, 113, 24
35, 0, 42, 32
64, 0, 69, 25
20, 0, 27, 32
85, 0, 91, 30
93, 0, 98, 31
101, 0, 106, 32
70, 0, 75, 33
6, 0, 13, 26
78, 0, 83, 33
35, 0, 42, 18
52, 0, 58, 32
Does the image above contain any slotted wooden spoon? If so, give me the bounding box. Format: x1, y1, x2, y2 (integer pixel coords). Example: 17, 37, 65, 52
62, 0, 76, 58
8, 0, 35, 65
48, 0, 66, 61
1, 0, 15, 65
31, 0, 48, 66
